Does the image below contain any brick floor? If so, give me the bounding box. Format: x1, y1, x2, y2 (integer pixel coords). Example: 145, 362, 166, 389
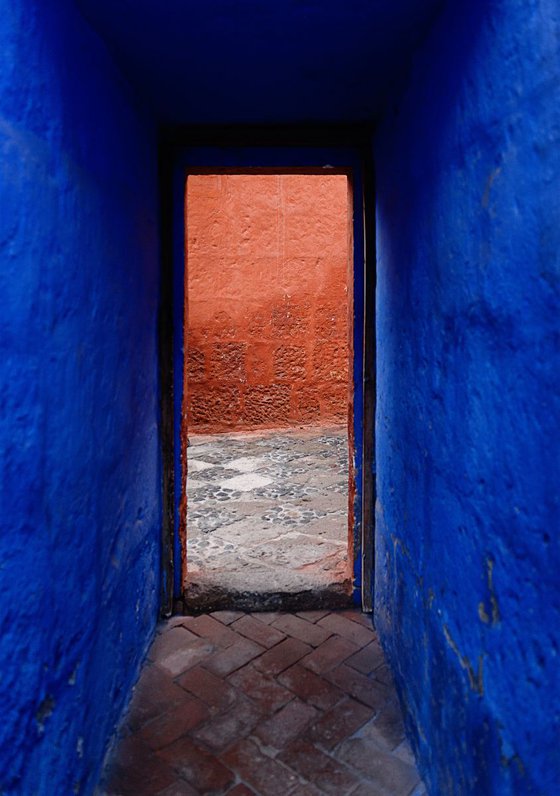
98, 610, 425, 796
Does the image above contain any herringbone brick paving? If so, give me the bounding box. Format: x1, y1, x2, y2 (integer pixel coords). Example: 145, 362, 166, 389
99, 610, 426, 796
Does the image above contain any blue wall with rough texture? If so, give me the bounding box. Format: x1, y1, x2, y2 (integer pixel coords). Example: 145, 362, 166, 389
2, 0, 558, 792
374, 1, 560, 793
0, 2, 160, 793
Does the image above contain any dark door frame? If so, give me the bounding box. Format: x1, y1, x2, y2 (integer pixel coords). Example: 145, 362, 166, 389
158, 126, 376, 616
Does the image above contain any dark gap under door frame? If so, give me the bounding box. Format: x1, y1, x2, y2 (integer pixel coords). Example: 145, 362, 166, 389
158, 126, 376, 616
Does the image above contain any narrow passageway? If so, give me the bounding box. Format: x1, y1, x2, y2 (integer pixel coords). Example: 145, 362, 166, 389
99, 610, 425, 796
186, 427, 350, 611
2, 2, 556, 793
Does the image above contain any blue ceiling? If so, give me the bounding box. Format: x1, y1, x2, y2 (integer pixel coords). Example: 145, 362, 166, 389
76, 0, 444, 126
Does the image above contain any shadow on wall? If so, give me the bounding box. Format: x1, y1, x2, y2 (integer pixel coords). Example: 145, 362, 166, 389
185, 174, 350, 433
374, 0, 560, 794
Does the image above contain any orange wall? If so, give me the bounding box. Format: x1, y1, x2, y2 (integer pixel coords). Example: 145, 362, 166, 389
185, 173, 350, 432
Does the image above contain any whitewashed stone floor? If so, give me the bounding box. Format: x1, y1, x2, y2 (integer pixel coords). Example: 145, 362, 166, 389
185, 426, 351, 611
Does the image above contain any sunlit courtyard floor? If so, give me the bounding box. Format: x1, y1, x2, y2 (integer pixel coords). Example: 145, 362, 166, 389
185, 426, 352, 611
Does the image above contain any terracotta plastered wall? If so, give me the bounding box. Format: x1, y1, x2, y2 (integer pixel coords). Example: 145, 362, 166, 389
185, 173, 350, 432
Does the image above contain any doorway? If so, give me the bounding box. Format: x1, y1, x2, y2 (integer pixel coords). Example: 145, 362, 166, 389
184, 172, 352, 610
164, 144, 372, 615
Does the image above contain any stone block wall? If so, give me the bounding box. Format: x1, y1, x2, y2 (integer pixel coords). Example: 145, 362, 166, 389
185, 174, 350, 432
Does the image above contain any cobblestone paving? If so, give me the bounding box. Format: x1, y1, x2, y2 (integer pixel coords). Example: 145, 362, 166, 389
185, 428, 351, 609
99, 610, 426, 796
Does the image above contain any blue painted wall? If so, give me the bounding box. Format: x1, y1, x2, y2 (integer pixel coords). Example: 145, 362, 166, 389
0, 2, 160, 793
374, 1, 560, 793
2, 0, 558, 792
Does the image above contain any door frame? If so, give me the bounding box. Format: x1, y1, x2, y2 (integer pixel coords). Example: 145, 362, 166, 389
158, 128, 376, 615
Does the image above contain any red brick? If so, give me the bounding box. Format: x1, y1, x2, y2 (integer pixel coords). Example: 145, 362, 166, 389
287, 784, 323, 796
156, 781, 199, 796
308, 697, 372, 750
393, 739, 417, 767
101, 609, 421, 796
222, 739, 300, 796
180, 614, 239, 647
105, 736, 176, 796
231, 615, 286, 648
254, 699, 319, 750
211, 610, 245, 625
139, 697, 210, 750
317, 613, 375, 646
163, 615, 196, 630
337, 609, 375, 629
125, 664, 191, 732
336, 736, 420, 794
227, 663, 293, 713
176, 666, 237, 712
295, 610, 330, 623
349, 786, 387, 796
251, 611, 283, 624
253, 638, 312, 675
271, 614, 331, 647
192, 697, 263, 752
226, 785, 257, 796
152, 635, 216, 677
324, 664, 389, 710
345, 640, 385, 675
358, 698, 406, 751
204, 638, 265, 677
279, 740, 359, 795
277, 663, 344, 710
375, 663, 395, 686
148, 626, 201, 664
300, 636, 359, 674
158, 737, 235, 793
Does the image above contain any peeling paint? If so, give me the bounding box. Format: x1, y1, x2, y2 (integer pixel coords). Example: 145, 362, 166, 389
443, 625, 484, 696
36, 695, 56, 734
478, 557, 500, 625
482, 166, 502, 208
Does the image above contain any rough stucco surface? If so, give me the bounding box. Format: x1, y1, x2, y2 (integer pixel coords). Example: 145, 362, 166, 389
374, 1, 560, 794
186, 174, 349, 432
0, 3, 160, 794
